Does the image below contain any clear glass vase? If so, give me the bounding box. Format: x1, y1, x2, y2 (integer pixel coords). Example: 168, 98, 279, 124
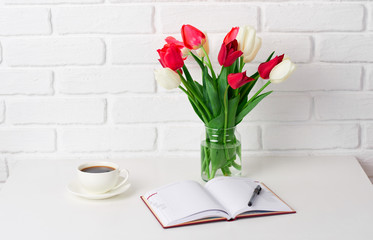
201, 126, 242, 181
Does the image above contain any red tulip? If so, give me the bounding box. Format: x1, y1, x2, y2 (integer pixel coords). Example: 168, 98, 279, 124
258, 54, 284, 79
181, 24, 206, 50
157, 43, 184, 72
218, 39, 243, 67
223, 27, 239, 45
165, 36, 189, 58
227, 71, 255, 89
165, 36, 184, 49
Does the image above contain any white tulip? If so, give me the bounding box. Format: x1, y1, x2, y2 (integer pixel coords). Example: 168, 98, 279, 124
236, 25, 262, 63
269, 59, 296, 84
243, 37, 261, 63
154, 68, 181, 90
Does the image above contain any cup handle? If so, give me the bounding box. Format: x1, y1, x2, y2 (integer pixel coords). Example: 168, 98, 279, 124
111, 168, 129, 191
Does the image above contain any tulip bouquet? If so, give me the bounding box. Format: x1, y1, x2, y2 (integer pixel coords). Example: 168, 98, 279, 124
155, 25, 295, 181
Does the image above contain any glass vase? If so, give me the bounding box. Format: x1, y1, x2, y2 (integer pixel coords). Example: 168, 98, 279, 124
201, 126, 242, 181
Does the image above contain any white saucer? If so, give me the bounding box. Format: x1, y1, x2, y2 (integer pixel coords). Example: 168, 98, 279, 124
67, 176, 131, 200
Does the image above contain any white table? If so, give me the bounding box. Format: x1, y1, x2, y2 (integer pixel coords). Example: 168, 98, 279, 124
0, 156, 373, 240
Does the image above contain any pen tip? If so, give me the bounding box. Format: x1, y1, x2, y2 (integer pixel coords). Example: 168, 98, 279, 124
248, 203, 252, 207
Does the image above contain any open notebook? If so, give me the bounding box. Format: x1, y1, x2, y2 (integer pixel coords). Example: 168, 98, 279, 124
141, 177, 295, 228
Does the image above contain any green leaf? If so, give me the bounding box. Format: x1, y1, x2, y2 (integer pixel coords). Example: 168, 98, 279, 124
235, 91, 272, 125
237, 94, 248, 114
217, 67, 228, 103
188, 96, 205, 124
202, 67, 212, 113
234, 58, 239, 73
203, 68, 221, 117
182, 65, 203, 100
207, 110, 224, 129
182, 65, 193, 84
190, 52, 204, 69
227, 95, 240, 128
238, 78, 258, 107
194, 81, 203, 98
266, 51, 275, 62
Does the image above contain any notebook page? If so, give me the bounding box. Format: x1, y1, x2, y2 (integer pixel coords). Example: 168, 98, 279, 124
205, 177, 292, 219
143, 180, 228, 226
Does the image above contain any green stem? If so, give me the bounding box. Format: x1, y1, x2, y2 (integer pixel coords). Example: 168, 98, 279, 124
178, 72, 213, 121
232, 161, 241, 170
222, 86, 230, 167
201, 46, 216, 81
239, 56, 245, 72
248, 80, 271, 103
223, 86, 229, 137
178, 86, 209, 123
241, 80, 271, 111
203, 146, 210, 180
240, 75, 258, 102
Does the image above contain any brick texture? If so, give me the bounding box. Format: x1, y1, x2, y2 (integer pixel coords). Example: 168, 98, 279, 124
318, 35, 373, 62
112, 95, 199, 123
111, 36, 164, 64
0, 1, 371, 184
315, 94, 373, 120
3, 0, 103, 3
4, 38, 105, 66
0, 8, 51, 35
159, 5, 258, 33
265, 4, 364, 32
0, 128, 55, 152
263, 124, 359, 150
8, 98, 106, 124
269, 64, 362, 92
0, 70, 53, 95
56, 67, 155, 94
62, 127, 156, 152
54, 6, 153, 34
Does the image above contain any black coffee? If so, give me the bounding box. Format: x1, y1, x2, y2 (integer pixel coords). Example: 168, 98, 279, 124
81, 166, 115, 173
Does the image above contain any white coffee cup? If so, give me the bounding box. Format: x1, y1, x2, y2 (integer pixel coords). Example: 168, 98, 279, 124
77, 162, 129, 194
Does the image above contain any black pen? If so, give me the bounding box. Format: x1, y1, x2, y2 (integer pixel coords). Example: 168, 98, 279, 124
248, 185, 262, 207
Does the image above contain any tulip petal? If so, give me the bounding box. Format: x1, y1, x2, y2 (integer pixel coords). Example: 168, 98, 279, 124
269, 59, 296, 84
154, 68, 181, 90
218, 43, 227, 66
258, 54, 284, 79
224, 50, 243, 67
165, 36, 189, 58
196, 32, 209, 57
165, 36, 184, 48
242, 27, 256, 56
228, 71, 255, 89
165, 47, 183, 70
244, 36, 262, 63
223, 27, 239, 44
159, 43, 184, 71
181, 24, 206, 50
236, 26, 247, 52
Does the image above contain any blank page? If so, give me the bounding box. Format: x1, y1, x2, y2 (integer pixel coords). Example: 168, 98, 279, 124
143, 180, 228, 226
205, 177, 293, 218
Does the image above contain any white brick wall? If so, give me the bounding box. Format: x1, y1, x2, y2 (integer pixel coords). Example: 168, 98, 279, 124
62, 127, 156, 152
265, 4, 364, 32
0, 128, 55, 152
7, 98, 106, 124
0, 70, 53, 95
0, 0, 372, 185
55, 67, 155, 94
54, 6, 154, 34
0, 8, 51, 35
4, 38, 105, 66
